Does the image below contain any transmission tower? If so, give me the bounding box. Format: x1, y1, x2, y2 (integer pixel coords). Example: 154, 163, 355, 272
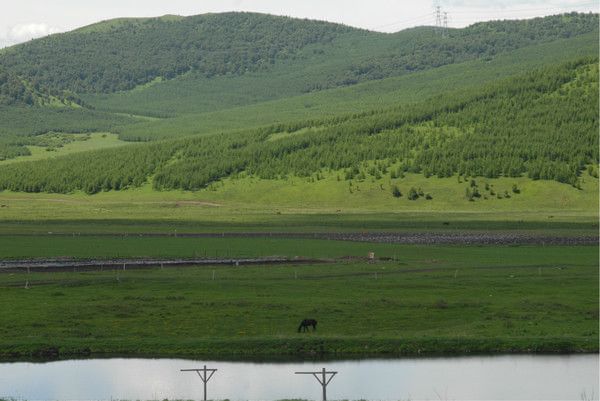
443, 11, 448, 37
435, 5, 442, 33
434, 5, 449, 37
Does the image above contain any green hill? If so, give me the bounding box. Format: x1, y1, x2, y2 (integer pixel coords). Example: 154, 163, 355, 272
0, 12, 596, 97
110, 31, 599, 140
0, 12, 593, 165
0, 12, 358, 93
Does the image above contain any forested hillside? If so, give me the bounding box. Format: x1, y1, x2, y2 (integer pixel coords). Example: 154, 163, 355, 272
0, 65, 82, 107
0, 58, 596, 194
106, 31, 598, 140
0, 12, 596, 95
0, 13, 356, 93
0, 107, 136, 161
0, 65, 125, 160
0, 12, 597, 200
0, 67, 37, 106
317, 12, 599, 88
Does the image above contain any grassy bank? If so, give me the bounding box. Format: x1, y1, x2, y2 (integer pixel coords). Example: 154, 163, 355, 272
1, 245, 597, 359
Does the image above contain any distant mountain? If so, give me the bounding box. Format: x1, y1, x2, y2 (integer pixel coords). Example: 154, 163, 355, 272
0, 12, 597, 95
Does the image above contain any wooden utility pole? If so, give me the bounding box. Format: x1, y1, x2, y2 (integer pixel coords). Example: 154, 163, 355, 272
181, 365, 217, 401
295, 367, 338, 401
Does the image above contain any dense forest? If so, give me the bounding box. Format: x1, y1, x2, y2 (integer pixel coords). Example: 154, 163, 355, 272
316, 13, 600, 89
0, 66, 83, 107
0, 58, 596, 193
0, 12, 596, 94
0, 67, 36, 106
0, 13, 355, 93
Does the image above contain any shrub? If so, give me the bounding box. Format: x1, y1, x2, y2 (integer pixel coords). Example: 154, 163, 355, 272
408, 187, 419, 200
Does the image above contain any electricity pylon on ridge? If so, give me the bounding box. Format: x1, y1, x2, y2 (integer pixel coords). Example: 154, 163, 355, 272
435, 5, 442, 33
443, 11, 449, 37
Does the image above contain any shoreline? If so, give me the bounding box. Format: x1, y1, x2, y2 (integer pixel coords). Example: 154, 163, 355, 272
2, 337, 598, 363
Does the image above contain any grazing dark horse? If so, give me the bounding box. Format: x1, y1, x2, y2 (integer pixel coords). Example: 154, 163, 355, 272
298, 318, 317, 332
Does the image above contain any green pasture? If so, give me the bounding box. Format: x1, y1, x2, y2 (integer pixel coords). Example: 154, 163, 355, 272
0, 172, 596, 232
0, 244, 597, 358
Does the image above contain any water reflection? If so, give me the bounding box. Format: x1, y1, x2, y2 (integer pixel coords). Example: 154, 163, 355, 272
0, 355, 597, 400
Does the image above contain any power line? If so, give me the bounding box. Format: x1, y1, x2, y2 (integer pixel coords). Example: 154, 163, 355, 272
371, 12, 434, 30
371, 1, 597, 32
451, 2, 598, 15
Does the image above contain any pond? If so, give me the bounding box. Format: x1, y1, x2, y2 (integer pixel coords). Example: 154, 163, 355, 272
0, 354, 597, 400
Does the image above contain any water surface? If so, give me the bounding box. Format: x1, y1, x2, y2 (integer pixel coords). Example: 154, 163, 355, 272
0, 354, 597, 400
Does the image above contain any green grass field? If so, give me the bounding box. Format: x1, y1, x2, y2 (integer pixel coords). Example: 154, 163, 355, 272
1, 244, 597, 359
0, 171, 596, 234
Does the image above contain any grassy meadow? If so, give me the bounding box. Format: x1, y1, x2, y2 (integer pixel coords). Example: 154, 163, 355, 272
0, 244, 597, 359
0, 170, 598, 222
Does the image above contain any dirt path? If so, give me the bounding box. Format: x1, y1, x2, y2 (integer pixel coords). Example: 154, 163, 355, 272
300, 232, 598, 245
0, 257, 332, 273
10, 231, 595, 245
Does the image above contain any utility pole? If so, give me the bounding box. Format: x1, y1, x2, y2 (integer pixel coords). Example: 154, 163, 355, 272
295, 367, 338, 401
181, 365, 218, 401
